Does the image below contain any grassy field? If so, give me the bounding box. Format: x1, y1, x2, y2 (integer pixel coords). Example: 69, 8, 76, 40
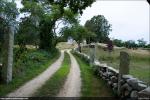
0, 48, 60, 96
56, 42, 77, 50
74, 54, 115, 97
33, 52, 71, 96
81, 45, 150, 84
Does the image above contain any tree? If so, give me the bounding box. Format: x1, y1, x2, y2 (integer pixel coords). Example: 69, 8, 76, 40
113, 39, 124, 47
85, 15, 112, 43
144, 44, 150, 48
124, 40, 137, 49
0, 0, 18, 83
62, 24, 95, 52
21, 0, 95, 50
137, 38, 146, 48
15, 17, 39, 51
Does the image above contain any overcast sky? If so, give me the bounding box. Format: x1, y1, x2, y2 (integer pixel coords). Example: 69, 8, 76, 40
79, 0, 149, 43
15, 0, 149, 43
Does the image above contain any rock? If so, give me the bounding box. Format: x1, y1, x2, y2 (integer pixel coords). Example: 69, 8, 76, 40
111, 76, 118, 83
102, 76, 105, 80
99, 71, 103, 75
138, 80, 146, 84
94, 60, 100, 66
105, 78, 109, 81
119, 79, 126, 86
107, 81, 112, 86
137, 83, 147, 91
138, 87, 150, 98
127, 78, 138, 90
107, 71, 113, 77
122, 75, 133, 80
108, 67, 119, 74
101, 67, 107, 72
102, 72, 107, 77
130, 90, 138, 98
120, 83, 132, 92
123, 90, 130, 97
103, 77, 108, 81
113, 83, 118, 88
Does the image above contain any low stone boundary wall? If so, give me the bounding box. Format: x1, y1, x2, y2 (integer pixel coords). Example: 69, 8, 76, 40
72, 50, 150, 99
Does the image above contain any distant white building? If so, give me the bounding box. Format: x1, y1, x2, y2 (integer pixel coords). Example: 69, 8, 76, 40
67, 36, 74, 44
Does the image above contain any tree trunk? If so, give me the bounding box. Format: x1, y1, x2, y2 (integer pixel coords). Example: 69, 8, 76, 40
1, 26, 14, 84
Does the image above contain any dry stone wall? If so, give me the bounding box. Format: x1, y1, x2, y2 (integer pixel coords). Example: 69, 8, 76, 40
73, 50, 150, 99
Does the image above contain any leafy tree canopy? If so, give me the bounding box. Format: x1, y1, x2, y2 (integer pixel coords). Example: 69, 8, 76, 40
85, 15, 112, 43
62, 24, 96, 43
19, 0, 95, 50
0, 0, 19, 27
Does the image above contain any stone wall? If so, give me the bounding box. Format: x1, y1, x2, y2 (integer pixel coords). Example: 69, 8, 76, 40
72, 50, 150, 99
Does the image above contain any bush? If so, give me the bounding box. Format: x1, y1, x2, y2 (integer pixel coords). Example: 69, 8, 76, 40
13, 48, 58, 78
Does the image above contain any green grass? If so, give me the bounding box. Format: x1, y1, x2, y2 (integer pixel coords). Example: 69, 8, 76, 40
81, 46, 150, 84
33, 52, 71, 96
74, 54, 115, 97
0, 48, 60, 96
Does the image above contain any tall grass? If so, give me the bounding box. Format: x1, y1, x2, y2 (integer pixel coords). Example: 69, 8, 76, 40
74, 54, 115, 97
81, 46, 150, 84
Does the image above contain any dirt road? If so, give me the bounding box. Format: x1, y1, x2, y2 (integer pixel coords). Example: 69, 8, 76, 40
7, 51, 64, 97
57, 50, 81, 97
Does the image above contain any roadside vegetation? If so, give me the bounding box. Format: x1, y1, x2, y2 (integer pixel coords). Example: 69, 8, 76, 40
33, 52, 71, 96
0, 48, 59, 96
74, 54, 115, 97
81, 46, 150, 84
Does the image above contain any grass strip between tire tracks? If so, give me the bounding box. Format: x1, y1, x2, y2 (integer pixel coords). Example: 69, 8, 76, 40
33, 52, 71, 96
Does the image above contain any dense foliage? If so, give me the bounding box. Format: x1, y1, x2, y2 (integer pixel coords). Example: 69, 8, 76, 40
16, 0, 95, 50
62, 24, 95, 52
85, 15, 112, 43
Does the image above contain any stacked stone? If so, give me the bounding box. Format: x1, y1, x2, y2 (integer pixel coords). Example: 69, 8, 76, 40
93, 62, 119, 94
120, 75, 149, 99
73, 50, 150, 99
